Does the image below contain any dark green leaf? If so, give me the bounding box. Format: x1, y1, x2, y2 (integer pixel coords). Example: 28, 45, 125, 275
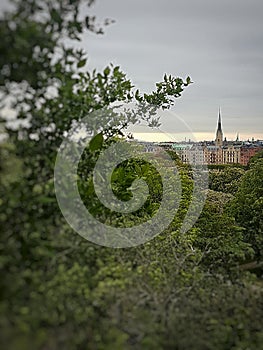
77, 59, 87, 68
89, 133, 103, 152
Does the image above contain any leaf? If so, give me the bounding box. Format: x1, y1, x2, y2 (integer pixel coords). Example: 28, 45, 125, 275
50, 9, 62, 24
186, 76, 192, 85
103, 66, 110, 76
113, 66, 120, 75
77, 59, 86, 68
38, 196, 56, 203
89, 133, 103, 152
135, 89, 142, 102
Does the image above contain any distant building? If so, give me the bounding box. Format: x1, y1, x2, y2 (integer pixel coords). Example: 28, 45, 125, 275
170, 109, 262, 165
203, 109, 224, 164
141, 111, 262, 165
188, 144, 204, 165
240, 145, 262, 166
141, 141, 160, 153
222, 144, 241, 164
172, 143, 192, 163
204, 145, 222, 164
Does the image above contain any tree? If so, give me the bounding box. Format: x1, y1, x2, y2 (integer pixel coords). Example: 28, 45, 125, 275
0, 1, 192, 348
209, 166, 245, 194
229, 158, 263, 261
194, 190, 253, 270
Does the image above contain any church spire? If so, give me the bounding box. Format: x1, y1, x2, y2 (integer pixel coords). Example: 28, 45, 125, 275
217, 107, 222, 132
215, 107, 223, 147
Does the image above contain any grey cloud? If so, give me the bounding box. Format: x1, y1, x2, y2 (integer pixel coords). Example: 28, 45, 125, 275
1, 0, 262, 137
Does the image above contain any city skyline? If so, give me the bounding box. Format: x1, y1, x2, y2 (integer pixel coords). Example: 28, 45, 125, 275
128, 109, 262, 142
135, 112, 263, 166
131, 132, 263, 143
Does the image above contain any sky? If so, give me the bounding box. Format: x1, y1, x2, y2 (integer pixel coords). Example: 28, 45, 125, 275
1, 0, 263, 141
80, 0, 263, 141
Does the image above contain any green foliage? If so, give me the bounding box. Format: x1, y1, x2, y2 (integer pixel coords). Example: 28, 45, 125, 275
89, 132, 104, 151
0, 141, 23, 187
209, 167, 245, 194
248, 149, 263, 168
195, 190, 253, 269
208, 163, 246, 170
111, 276, 263, 350
229, 158, 263, 260
0, 1, 262, 349
77, 152, 164, 226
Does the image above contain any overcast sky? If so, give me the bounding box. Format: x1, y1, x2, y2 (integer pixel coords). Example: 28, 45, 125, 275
82, 0, 263, 141
1, 0, 263, 141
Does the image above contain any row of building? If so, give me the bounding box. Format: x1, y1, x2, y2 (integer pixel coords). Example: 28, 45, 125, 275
139, 111, 263, 166
170, 141, 262, 166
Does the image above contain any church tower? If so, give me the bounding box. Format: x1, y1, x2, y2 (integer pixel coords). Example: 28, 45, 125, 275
215, 108, 223, 147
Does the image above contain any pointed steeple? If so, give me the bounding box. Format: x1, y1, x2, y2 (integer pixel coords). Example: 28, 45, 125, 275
215, 107, 223, 147
217, 107, 222, 132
